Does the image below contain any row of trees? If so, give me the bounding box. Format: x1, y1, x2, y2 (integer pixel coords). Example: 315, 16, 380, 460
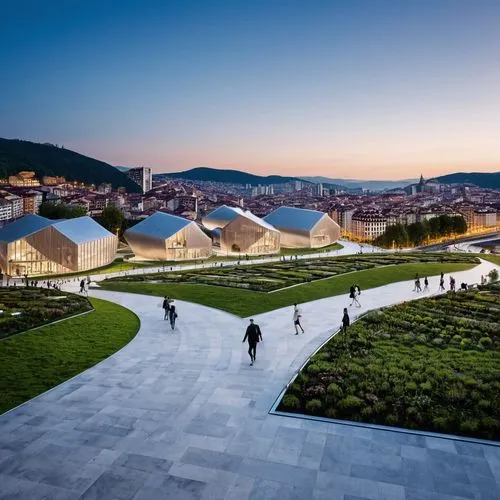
374, 214, 467, 248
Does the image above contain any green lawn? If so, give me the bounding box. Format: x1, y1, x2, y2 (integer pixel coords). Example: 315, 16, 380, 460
99, 262, 475, 317
278, 284, 500, 441
0, 297, 140, 414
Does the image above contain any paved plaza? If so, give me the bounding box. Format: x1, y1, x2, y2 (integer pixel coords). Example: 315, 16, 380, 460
0, 260, 499, 499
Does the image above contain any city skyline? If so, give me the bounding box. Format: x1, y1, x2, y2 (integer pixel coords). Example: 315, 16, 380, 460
1, 1, 500, 179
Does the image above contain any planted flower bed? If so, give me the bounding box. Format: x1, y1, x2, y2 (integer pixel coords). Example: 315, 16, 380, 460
104, 253, 478, 292
0, 288, 92, 339
278, 284, 500, 441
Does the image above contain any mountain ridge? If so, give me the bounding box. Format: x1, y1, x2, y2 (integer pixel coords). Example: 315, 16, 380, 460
0, 138, 141, 192
158, 167, 299, 186
159, 167, 499, 190
435, 171, 500, 189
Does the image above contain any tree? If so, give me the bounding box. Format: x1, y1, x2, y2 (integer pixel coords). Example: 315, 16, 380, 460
407, 222, 428, 246
98, 206, 124, 235
374, 224, 409, 248
450, 215, 467, 235
39, 202, 87, 219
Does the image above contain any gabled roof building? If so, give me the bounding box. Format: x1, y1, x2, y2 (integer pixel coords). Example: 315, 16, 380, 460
0, 214, 117, 276
263, 206, 341, 248
124, 211, 212, 261
202, 205, 280, 255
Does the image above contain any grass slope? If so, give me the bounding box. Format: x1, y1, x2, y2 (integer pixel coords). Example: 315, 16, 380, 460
99, 262, 475, 317
0, 297, 139, 414
279, 285, 500, 441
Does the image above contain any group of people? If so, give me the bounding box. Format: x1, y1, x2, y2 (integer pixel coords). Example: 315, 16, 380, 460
162, 296, 178, 330
413, 274, 429, 292
413, 272, 473, 294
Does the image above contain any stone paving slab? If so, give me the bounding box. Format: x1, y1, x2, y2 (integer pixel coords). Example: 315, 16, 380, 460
0, 260, 499, 499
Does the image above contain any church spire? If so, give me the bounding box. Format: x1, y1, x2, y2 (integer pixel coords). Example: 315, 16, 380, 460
419, 173, 425, 185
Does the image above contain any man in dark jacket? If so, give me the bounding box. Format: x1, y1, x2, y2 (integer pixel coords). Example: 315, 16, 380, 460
242, 319, 263, 366
341, 308, 350, 334
162, 296, 171, 320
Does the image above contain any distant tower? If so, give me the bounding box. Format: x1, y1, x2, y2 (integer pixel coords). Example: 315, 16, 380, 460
419, 173, 425, 185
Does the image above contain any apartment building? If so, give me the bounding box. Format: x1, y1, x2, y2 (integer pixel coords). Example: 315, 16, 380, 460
351, 211, 387, 240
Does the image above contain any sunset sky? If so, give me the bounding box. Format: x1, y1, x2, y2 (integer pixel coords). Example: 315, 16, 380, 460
1, 0, 499, 179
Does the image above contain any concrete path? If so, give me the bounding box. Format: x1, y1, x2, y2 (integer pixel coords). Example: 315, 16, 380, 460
0, 261, 499, 499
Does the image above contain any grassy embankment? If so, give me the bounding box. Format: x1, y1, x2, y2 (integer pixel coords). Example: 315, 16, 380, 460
0, 297, 140, 414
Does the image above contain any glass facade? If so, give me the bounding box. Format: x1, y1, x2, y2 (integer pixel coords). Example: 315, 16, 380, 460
125, 219, 212, 261
220, 217, 280, 255
0, 220, 118, 276
264, 208, 341, 249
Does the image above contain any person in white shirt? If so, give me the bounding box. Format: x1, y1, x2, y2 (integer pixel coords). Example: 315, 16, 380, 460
293, 303, 305, 335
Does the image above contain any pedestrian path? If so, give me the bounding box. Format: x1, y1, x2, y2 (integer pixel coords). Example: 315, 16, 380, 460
0, 260, 499, 499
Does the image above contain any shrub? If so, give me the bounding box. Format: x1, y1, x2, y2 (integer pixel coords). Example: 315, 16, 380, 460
479, 337, 493, 348
282, 395, 301, 409
460, 419, 479, 433
386, 414, 399, 426
326, 383, 343, 399
416, 334, 427, 344
420, 381, 432, 391
432, 416, 449, 431
361, 407, 373, 418
338, 395, 363, 411
305, 399, 322, 413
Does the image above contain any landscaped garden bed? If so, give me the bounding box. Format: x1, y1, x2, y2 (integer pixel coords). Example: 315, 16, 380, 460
277, 283, 500, 441
0, 288, 92, 340
103, 253, 478, 292
0, 297, 139, 414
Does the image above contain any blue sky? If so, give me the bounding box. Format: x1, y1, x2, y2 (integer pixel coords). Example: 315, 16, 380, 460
1, 0, 499, 178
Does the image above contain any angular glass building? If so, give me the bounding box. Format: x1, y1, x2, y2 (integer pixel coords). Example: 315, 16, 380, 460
124, 211, 212, 260
263, 206, 341, 248
202, 205, 280, 255
0, 214, 117, 276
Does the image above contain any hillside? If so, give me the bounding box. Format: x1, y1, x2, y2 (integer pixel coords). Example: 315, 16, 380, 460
159, 167, 299, 185
0, 138, 141, 192
436, 172, 500, 189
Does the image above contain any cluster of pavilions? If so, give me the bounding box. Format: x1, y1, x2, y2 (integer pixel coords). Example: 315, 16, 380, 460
125, 205, 341, 260
0, 206, 340, 276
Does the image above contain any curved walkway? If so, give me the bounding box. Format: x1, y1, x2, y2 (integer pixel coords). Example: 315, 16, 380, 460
0, 261, 499, 500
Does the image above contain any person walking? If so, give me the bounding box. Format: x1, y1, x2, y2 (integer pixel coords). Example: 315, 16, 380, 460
79, 279, 86, 295
439, 276, 445, 291
341, 308, 350, 335
168, 304, 177, 331
413, 274, 422, 292
423, 276, 429, 291
349, 285, 360, 307
293, 303, 304, 335
162, 296, 171, 320
242, 319, 262, 366
450, 276, 456, 292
